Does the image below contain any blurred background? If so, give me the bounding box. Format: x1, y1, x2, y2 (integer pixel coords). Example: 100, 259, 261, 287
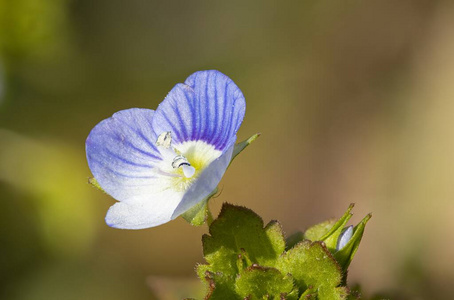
1, 0, 453, 299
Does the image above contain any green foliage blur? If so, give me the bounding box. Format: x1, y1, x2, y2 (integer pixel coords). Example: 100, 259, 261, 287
1, 0, 454, 299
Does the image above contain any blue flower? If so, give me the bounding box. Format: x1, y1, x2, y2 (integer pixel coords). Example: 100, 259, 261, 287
86, 70, 246, 229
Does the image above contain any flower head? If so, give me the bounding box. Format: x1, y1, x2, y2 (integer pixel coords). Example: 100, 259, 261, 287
86, 70, 246, 229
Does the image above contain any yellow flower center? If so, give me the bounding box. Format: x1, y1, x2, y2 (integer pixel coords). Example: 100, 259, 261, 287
170, 140, 222, 192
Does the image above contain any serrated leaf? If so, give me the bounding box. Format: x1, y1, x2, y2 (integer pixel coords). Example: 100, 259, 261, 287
200, 270, 241, 300
277, 241, 345, 300
198, 204, 286, 298
344, 284, 364, 300
199, 246, 239, 277
286, 231, 305, 251
196, 204, 367, 300
203, 204, 286, 272
264, 220, 286, 257
181, 188, 217, 226
235, 265, 295, 299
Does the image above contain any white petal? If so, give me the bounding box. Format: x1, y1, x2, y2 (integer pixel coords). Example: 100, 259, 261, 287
105, 189, 184, 229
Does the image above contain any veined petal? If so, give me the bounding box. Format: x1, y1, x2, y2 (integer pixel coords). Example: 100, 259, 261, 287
86, 71, 249, 229
86, 108, 164, 203
171, 141, 235, 219
105, 189, 185, 229
152, 70, 245, 152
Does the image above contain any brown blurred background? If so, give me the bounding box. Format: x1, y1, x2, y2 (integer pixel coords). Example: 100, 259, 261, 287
1, 0, 454, 299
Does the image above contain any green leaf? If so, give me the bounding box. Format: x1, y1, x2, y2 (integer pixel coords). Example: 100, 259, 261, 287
198, 269, 241, 300
181, 187, 217, 226
198, 204, 286, 297
230, 133, 260, 165
334, 214, 372, 271
303, 220, 336, 242
202, 204, 285, 271
286, 289, 300, 300
196, 204, 369, 299
318, 286, 349, 300
198, 246, 239, 278
298, 287, 316, 300
277, 241, 345, 300
235, 265, 295, 299
286, 231, 305, 250
344, 284, 361, 300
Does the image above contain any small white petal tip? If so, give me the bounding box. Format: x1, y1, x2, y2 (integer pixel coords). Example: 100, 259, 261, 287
337, 225, 354, 251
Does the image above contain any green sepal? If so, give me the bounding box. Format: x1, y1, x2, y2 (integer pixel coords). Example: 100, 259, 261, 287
276, 241, 345, 300
230, 133, 260, 166
181, 188, 218, 226
304, 204, 354, 251
334, 214, 372, 271
235, 265, 295, 299
88, 177, 105, 192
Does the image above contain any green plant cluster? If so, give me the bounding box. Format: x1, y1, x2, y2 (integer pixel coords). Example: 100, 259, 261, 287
194, 204, 371, 300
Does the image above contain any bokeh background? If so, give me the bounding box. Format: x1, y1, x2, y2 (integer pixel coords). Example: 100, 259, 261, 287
1, 0, 454, 299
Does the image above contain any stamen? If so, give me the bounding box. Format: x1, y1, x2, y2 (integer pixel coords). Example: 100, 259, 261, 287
157, 132, 196, 179
172, 155, 190, 169
171, 155, 195, 178
156, 131, 172, 148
